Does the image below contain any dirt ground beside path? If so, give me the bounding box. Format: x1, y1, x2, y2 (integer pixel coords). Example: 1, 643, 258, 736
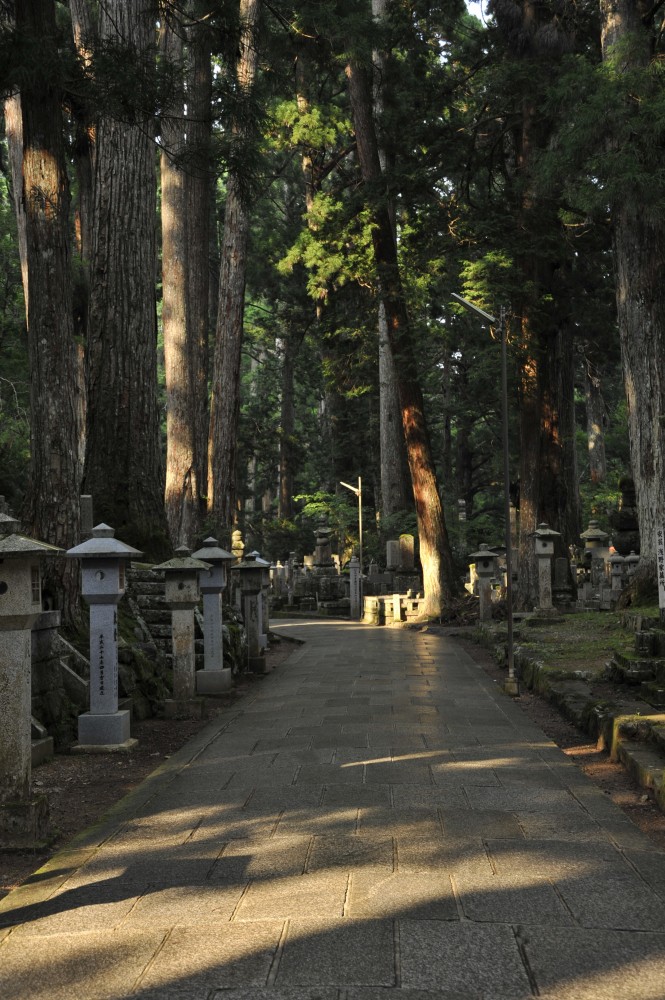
2, 628, 664, 901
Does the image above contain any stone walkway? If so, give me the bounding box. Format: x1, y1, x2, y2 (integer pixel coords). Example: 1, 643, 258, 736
2, 620, 665, 1000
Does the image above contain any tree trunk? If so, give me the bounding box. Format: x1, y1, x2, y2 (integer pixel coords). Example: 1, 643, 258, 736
600, 0, 665, 595
346, 57, 458, 614
371, 0, 411, 521
161, 19, 197, 547
278, 332, 304, 519
17, 0, 83, 623
4, 93, 28, 323
83, 0, 168, 556
207, 0, 261, 531
185, 8, 213, 523
585, 361, 607, 484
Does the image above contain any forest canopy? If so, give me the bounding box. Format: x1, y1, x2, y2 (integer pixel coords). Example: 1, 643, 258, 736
0, 0, 663, 620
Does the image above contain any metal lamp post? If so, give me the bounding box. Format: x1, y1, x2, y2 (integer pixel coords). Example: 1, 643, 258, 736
340, 477, 363, 576
451, 293, 518, 696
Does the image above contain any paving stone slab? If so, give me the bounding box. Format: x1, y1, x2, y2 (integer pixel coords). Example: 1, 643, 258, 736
296, 764, 366, 785
464, 785, 585, 814
307, 835, 395, 873
439, 809, 524, 840
276, 918, 395, 987
396, 837, 492, 876
363, 763, 434, 786
554, 870, 665, 931
398, 920, 532, 997
243, 786, 325, 812
5, 882, 143, 935
122, 883, 247, 926
454, 869, 573, 926
357, 807, 442, 840
516, 925, 665, 999
272, 807, 359, 838
322, 784, 392, 808
347, 871, 458, 920
209, 990, 339, 1000
390, 786, 469, 810
0, 928, 166, 1000
137, 921, 284, 993
234, 872, 348, 920
210, 837, 312, 882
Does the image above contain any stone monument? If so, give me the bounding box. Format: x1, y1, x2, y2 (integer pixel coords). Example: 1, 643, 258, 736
191, 537, 235, 695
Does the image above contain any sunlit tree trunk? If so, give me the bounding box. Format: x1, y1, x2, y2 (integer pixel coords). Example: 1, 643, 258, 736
4, 93, 28, 322
83, 0, 168, 555
161, 17, 197, 546
207, 0, 261, 530
346, 57, 458, 615
17, 0, 83, 623
585, 361, 607, 484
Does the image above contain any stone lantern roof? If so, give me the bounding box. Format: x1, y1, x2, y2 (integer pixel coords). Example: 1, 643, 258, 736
192, 537, 235, 565
66, 523, 142, 560
154, 545, 211, 573
0, 534, 61, 558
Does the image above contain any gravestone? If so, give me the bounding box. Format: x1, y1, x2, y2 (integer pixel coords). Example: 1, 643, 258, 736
399, 534, 415, 571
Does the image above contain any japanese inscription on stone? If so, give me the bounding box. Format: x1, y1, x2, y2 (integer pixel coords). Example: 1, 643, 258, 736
657, 526, 665, 610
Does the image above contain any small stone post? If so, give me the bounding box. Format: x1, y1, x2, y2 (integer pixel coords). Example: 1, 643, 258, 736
533, 523, 561, 612
79, 495, 94, 540
0, 518, 58, 847
237, 553, 267, 672
67, 524, 142, 749
248, 551, 271, 649
349, 555, 361, 619
155, 546, 211, 717
610, 552, 625, 600
191, 537, 235, 695
469, 545, 497, 622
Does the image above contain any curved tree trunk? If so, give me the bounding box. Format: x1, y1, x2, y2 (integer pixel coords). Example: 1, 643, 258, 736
18, 0, 83, 623
83, 0, 168, 555
346, 57, 458, 615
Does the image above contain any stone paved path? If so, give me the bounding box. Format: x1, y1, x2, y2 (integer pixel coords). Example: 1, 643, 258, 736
2, 619, 665, 999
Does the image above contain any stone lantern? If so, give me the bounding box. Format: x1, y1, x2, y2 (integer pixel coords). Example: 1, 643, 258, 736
0, 523, 60, 847
580, 520, 610, 588
469, 544, 498, 622
248, 551, 271, 650
237, 552, 267, 672
349, 555, 361, 619
532, 523, 561, 611
610, 552, 626, 597
191, 537, 235, 695
154, 546, 211, 717
67, 523, 142, 749
625, 550, 640, 578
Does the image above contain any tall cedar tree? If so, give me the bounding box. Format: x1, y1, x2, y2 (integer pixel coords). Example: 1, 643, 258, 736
16, 0, 83, 623
83, 0, 169, 555
346, 55, 458, 614
207, 0, 261, 531
600, 0, 665, 596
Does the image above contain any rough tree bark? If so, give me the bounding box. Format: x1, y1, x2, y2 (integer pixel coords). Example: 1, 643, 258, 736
600, 0, 665, 596
346, 57, 458, 614
372, 0, 411, 521
83, 0, 168, 556
3, 93, 28, 322
17, 0, 83, 622
585, 361, 607, 485
207, 0, 261, 531
185, 5, 213, 522
161, 16, 197, 546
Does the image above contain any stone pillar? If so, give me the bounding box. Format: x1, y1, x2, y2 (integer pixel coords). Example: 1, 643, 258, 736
191, 538, 235, 695
392, 593, 403, 624
533, 523, 561, 612
155, 546, 211, 718
399, 534, 415, 571
237, 553, 268, 672
386, 540, 400, 571
349, 555, 361, 619
610, 553, 625, 600
469, 545, 497, 623
80, 495, 94, 540
67, 524, 141, 749
0, 524, 57, 847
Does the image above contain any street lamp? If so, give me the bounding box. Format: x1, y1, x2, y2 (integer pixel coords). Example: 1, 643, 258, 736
340, 476, 363, 577
450, 293, 518, 696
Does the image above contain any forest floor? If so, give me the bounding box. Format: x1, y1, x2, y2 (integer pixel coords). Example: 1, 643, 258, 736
2, 622, 664, 902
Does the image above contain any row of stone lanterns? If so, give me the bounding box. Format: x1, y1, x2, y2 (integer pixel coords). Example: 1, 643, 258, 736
0, 515, 273, 847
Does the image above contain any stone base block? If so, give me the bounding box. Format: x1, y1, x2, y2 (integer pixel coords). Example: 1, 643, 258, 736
31, 737, 54, 767
248, 655, 271, 674
503, 677, 520, 697
77, 709, 131, 747
164, 697, 207, 720
196, 668, 233, 695
72, 739, 138, 755
0, 794, 50, 850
